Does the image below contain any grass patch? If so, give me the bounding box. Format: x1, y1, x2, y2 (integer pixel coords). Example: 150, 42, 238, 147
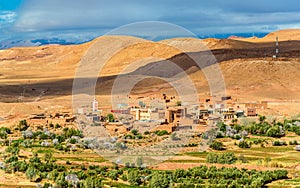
185, 152, 208, 157
36, 149, 54, 153
249, 146, 294, 153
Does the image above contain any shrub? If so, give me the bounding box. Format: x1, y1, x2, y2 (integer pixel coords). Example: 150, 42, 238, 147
0, 127, 11, 134
135, 134, 143, 139
127, 170, 142, 185
176, 101, 182, 106
5, 155, 18, 163
107, 113, 115, 122
149, 172, 170, 188
238, 141, 251, 148
131, 129, 138, 135
206, 152, 237, 164
155, 130, 169, 136
69, 138, 77, 144
266, 126, 285, 138
125, 134, 133, 139
6, 146, 20, 155
18, 120, 29, 131
209, 141, 225, 150
289, 140, 298, 145
55, 123, 61, 129
63, 128, 83, 138
25, 166, 39, 181
83, 176, 102, 187
272, 140, 287, 146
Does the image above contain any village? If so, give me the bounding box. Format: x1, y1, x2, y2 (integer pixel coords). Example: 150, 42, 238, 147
25, 93, 270, 138
79, 94, 268, 133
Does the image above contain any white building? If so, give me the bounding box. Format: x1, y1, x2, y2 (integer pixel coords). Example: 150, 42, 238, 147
92, 99, 98, 112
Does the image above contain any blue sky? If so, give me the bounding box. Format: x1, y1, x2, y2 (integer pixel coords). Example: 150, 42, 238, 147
0, 0, 300, 46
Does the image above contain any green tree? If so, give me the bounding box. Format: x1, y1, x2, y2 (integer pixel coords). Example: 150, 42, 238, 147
266, 126, 285, 138
25, 166, 39, 181
127, 170, 142, 186
238, 141, 251, 148
18, 119, 29, 131
107, 113, 115, 122
259, 115, 266, 123
108, 170, 119, 180
55, 173, 68, 187
131, 129, 138, 135
209, 141, 225, 150
83, 176, 102, 188
5, 146, 20, 155
149, 172, 171, 188
43, 152, 54, 163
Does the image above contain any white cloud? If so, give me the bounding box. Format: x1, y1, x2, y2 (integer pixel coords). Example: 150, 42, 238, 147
14, 0, 300, 36
0, 11, 17, 25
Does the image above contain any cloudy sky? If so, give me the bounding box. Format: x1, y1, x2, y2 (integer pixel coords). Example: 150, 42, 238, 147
1, 0, 300, 44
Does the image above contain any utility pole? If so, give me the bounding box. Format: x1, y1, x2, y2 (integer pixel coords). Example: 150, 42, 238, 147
275, 36, 279, 58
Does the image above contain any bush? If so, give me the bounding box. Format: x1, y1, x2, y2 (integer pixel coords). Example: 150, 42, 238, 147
83, 176, 102, 188
25, 166, 39, 182
127, 170, 142, 186
209, 141, 225, 150
125, 134, 133, 139
5, 155, 18, 163
206, 152, 237, 164
42, 182, 53, 188
17, 120, 29, 131
69, 138, 77, 144
238, 140, 251, 148
107, 113, 115, 122
131, 129, 138, 135
289, 140, 298, 145
266, 126, 285, 138
55, 123, 61, 129
135, 134, 143, 139
63, 128, 83, 138
0, 127, 11, 139
0, 131, 7, 139
55, 144, 64, 151
55, 173, 68, 187
155, 130, 169, 136
6, 146, 20, 155
0, 127, 11, 134
149, 172, 170, 188
272, 140, 287, 146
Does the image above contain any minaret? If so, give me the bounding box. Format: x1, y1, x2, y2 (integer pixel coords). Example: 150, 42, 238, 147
92, 98, 98, 112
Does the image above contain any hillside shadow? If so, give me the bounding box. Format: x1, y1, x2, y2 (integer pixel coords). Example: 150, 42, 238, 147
1, 40, 299, 102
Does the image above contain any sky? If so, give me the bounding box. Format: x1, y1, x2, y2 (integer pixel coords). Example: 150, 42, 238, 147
0, 0, 300, 46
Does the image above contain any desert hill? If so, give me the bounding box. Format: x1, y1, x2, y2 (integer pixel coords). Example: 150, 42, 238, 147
0, 29, 299, 122
234, 29, 300, 43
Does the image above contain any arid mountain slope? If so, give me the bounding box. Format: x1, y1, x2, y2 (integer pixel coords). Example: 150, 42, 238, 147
0, 30, 299, 120
234, 29, 300, 42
